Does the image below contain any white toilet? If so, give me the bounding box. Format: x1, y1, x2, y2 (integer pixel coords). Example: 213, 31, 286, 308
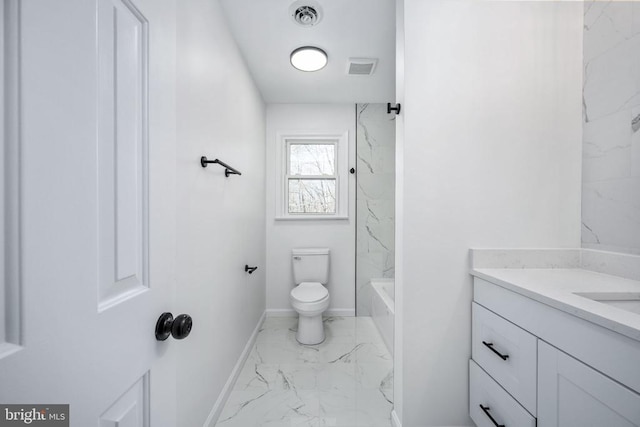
290, 248, 330, 345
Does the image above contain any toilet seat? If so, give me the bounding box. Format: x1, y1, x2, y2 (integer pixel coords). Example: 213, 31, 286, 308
291, 282, 328, 303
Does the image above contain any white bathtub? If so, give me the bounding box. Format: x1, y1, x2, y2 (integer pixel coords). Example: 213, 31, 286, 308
370, 279, 394, 355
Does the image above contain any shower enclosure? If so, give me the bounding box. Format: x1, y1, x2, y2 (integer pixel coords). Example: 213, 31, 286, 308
355, 103, 396, 317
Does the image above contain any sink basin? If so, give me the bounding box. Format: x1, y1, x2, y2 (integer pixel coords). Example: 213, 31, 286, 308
574, 292, 640, 315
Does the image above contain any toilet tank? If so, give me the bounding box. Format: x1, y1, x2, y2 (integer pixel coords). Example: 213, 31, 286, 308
292, 248, 330, 284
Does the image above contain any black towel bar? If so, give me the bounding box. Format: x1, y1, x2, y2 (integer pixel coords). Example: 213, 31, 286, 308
200, 156, 241, 177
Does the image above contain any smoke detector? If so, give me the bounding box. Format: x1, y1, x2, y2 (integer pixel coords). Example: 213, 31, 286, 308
289, 1, 322, 27
347, 58, 378, 76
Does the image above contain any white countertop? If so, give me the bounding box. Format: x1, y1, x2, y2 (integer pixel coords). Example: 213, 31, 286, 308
471, 267, 640, 342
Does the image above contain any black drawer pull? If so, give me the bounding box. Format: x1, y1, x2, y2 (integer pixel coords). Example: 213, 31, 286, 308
482, 341, 509, 360
479, 404, 505, 427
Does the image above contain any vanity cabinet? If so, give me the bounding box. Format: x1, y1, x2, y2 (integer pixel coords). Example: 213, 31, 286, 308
471, 277, 640, 427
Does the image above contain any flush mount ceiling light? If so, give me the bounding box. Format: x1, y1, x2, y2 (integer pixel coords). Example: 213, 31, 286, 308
290, 46, 328, 72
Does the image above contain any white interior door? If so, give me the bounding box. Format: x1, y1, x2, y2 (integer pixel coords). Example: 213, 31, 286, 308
0, 0, 178, 426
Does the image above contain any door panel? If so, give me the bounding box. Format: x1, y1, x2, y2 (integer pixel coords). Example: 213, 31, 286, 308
0, 0, 21, 356
100, 375, 148, 427
97, 0, 149, 309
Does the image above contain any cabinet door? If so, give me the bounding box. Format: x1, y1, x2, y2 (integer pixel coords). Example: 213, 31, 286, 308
538, 341, 640, 427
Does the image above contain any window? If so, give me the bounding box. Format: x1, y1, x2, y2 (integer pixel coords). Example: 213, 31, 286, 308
276, 132, 349, 219
288, 142, 336, 214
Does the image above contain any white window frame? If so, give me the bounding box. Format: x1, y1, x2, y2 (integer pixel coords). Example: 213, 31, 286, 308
276, 131, 349, 220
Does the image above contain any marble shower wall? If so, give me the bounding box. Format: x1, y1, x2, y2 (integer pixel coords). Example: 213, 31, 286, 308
582, 1, 640, 255
356, 104, 395, 316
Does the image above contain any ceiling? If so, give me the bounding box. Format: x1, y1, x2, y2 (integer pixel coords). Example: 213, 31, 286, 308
219, 0, 396, 104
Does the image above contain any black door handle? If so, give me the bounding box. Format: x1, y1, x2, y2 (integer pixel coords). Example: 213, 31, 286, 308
172, 314, 193, 340
155, 312, 193, 341
479, 405, 505, 427
482, 341, 509, 360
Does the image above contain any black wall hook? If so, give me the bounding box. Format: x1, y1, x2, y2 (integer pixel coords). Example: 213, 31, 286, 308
387, 103, 401, 115
245, 265, 258, 274
200, 156, 242, 177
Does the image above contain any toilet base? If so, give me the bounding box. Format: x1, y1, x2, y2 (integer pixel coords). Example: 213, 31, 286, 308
296, 314, 325, 345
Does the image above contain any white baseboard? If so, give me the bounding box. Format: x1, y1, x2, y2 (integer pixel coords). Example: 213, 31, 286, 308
391, 409, 401, 427
265, 308, 355, 317
325, 308, 355, 317
266, 308, 296, 317
203, 311, 266, 427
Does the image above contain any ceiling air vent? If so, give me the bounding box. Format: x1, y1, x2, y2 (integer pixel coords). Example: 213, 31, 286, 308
289, 1, 322, 27
347, 58, 378, 76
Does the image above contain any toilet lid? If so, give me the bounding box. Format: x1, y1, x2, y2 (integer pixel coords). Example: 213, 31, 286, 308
291, 282, 328, 303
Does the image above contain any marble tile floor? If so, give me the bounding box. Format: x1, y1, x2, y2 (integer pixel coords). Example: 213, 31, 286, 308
215, 316, 393, 427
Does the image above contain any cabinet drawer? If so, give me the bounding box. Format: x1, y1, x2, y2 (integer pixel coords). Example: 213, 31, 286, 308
470, 360, 536, 427
472, 302, 537, 415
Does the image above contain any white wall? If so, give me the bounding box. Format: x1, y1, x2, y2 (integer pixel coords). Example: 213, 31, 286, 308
175, 1, 266, 426
581, 1, 640, 255
266, 104, 356, 315
397, 1, 583, 426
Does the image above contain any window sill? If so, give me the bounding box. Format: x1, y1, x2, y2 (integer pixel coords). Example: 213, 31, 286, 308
275, 215, 349, 221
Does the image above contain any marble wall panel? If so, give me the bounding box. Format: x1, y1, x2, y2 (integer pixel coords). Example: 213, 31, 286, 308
582, 1, 640, 255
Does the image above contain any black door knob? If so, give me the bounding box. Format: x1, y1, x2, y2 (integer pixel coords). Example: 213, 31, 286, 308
155, 312, 193, 341
155, 312, 174, 341
172, 314, 193, 340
